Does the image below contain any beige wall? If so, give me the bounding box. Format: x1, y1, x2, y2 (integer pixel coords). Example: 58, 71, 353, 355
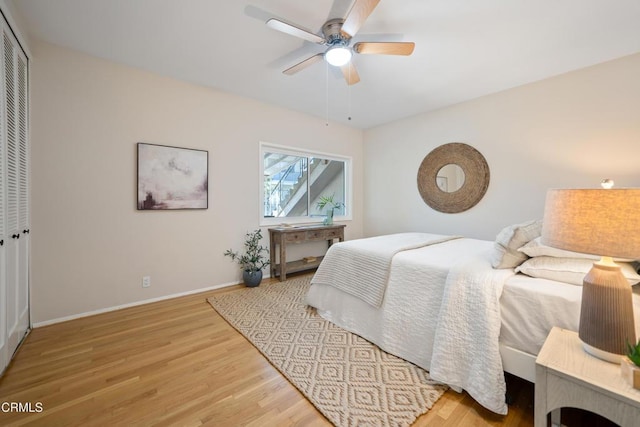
30, 41, 364, 324
363, 53, 640, 240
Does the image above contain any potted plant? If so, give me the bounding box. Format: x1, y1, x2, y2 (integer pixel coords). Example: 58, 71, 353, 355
317, 194, 344, 226
621, 339, 640, 390
224, 229, 270, 287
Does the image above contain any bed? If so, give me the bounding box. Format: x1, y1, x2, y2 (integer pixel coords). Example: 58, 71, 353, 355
305, 232, 640, 415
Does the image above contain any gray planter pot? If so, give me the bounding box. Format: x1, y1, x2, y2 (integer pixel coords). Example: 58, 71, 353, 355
243, 270, 263, 287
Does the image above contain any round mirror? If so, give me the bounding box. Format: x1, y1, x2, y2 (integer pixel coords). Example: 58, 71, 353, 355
436, 164, 465, 193
417, 143, 490, 213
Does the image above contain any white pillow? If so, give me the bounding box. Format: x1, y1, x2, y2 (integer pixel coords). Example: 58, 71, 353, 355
491, 219, 542, 269
515, 256, 640, 286
518, 237, 634, 262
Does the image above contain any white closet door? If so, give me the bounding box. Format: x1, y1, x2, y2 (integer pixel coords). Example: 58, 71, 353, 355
0, 23, 6, 374
0, 22, 28, 375
3, 28, 19, 371
16, 51, 28, 343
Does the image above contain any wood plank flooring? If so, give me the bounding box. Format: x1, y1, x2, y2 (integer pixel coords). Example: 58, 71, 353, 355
0, 273, 538, 426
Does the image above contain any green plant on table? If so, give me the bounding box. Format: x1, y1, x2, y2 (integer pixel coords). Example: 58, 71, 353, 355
317, 194, 343, 225
316, 194, 344, 212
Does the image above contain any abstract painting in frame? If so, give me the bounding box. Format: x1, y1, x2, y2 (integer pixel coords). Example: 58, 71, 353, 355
137, 143, 208, 210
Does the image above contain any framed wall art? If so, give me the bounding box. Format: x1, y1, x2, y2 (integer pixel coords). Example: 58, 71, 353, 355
137, 143, 208, 210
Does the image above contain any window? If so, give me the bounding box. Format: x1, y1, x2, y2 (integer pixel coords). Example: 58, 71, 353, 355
260, 143, 351, 225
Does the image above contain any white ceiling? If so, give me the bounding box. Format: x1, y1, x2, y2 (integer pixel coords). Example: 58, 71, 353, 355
9, 0, 640, 129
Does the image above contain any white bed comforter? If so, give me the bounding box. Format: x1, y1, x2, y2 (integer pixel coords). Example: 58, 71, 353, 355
312, 233, 459, 307
307, 237, 514, 415
430, 256, 514, 414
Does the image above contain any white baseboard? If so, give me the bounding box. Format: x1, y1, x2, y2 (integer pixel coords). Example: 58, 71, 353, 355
32, 280, 242, 328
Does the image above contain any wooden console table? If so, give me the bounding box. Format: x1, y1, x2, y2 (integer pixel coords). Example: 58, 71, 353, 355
269, 224, 345, 281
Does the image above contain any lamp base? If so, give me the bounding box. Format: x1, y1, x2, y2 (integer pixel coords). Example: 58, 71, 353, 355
578, 258, 636, 362
582, 342, 622, 364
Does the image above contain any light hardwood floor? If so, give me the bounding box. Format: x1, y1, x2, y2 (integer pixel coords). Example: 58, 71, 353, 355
0, 274, 537, 426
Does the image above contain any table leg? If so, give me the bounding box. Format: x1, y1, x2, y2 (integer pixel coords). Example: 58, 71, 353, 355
550, 409, 561, 427
279, 239, 286, 281
534, 367, 547, 427
269, 232, 276, 279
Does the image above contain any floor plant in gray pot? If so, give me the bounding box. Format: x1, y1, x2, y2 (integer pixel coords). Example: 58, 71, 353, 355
224, 229, 270, 287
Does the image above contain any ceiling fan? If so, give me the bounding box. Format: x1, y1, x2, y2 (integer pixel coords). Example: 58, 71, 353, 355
266, 0, 415, 85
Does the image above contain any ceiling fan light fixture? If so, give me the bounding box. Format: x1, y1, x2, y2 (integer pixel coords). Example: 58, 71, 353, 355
266, 0, 414, 84
325, 46, 352, 67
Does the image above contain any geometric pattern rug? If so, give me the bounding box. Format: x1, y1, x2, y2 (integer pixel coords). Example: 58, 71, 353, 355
207, 275, 448, 427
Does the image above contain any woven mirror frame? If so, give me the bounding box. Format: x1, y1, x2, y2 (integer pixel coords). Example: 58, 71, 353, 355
417, 143, 490, 213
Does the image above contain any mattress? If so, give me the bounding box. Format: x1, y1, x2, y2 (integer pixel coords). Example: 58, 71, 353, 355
500, 273, 640, 356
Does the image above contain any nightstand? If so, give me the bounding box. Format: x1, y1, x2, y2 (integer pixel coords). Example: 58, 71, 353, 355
535, 326, 640, 427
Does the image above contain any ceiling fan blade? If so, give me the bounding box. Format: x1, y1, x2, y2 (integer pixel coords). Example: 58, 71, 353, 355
266, 19, 326, 44
353, 42, 415, 56
283, 54, 325, 75
341, 0, 380, 37
340, 62, 361, 85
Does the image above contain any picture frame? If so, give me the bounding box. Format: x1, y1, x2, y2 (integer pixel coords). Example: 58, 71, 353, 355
137, 142, 208, 210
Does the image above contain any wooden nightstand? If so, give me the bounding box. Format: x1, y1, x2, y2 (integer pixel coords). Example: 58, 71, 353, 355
535, 327, 640, 427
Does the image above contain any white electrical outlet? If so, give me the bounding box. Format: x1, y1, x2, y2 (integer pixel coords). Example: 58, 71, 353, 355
142, 276, 151, 288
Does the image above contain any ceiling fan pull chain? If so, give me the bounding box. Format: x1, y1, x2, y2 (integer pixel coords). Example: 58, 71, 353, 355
348, 66, 352, 121
325, 60, 330, 126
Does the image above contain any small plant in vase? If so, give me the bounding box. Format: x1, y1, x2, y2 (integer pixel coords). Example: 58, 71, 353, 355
317, 195, 343, 226
224, 229, 270, 287
621, 339, 640, 390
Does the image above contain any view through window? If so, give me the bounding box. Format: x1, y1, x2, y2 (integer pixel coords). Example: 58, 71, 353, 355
261, 144, 349, 223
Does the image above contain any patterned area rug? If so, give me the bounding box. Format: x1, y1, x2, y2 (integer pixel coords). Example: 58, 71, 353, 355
207, 275, 447, 426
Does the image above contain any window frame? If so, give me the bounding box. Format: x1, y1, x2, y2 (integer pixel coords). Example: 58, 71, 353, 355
259, 142, 352, 227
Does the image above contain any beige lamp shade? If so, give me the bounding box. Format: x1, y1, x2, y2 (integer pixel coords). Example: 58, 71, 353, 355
541, 188, 640, 361
541, 189, 640, 259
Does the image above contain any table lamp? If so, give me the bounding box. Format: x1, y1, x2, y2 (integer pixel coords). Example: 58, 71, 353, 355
541, 188, 640, 363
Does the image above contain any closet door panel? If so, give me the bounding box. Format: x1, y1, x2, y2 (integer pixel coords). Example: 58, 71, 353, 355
0, 24, 28, 374
16, 52, 28, 334
3, 29, 20, 354
0, 23, 5, 373
5, 237, 19, 352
